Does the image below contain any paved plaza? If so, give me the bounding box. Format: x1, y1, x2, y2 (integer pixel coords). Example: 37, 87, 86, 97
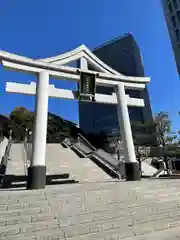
0, 179, 180, 239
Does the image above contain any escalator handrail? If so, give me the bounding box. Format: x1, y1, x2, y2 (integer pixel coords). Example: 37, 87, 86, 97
94, 149, 120, 168
70, 142, 120, 179
78, 133, 122, 166
75, 134, 121, 170
78, 133, 96, 151
70, 140, 121, 178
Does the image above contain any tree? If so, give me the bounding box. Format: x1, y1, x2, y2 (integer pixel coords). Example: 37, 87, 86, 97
1, 107, 80, 142
131, 121, 157, 146
154, 111, 176, 170
9, 107, 34, 140
154, 112, 174, 147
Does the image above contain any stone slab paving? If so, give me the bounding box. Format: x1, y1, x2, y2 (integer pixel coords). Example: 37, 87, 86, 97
0, 179, 180, 239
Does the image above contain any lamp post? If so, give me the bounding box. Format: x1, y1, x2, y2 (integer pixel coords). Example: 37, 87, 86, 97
9, 129, 12, 141
28, 130, 32, 143
25, 128, 28, 142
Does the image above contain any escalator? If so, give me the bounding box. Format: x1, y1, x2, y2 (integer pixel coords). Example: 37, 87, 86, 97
65, 133, 125, 179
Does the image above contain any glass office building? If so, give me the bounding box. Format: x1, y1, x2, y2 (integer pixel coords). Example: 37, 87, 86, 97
162, 0, 180, 75
78, 33, 153, 140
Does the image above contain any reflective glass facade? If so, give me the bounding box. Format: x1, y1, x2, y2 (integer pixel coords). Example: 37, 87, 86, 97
162, 0, 180, 74
78, 33, 153, 136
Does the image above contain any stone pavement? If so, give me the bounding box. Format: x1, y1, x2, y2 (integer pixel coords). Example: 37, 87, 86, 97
0, 179, 180, 239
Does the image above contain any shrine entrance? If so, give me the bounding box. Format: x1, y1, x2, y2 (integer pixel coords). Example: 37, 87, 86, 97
0, 45, 150, 189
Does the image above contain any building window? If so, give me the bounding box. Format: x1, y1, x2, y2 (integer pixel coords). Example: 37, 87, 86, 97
173, 0, 178, 9
175, 29, 180, 41
177, 10, 180, 22
172, 16, 176, 27
168, 2, 173, 12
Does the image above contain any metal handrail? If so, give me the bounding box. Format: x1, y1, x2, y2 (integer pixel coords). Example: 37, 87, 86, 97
78, 133, 96, 151
24, 141, 32, 174
0, 141, 11, 187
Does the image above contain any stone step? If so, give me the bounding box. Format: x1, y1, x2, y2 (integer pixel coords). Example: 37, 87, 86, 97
0, 189, 180, 226
1, 183, 179, 205
123, 226, 180, 240
0, 198, 179, 229
1, 179, 180, 201
0, 183, 178, 196
46, 144, 112, 181
7, 143, 26, 176
0, 192, 179, 215
1, 196, 180, 219
1, 205, 180, 239
0, 218, 62, 239
0, 180, 180, 239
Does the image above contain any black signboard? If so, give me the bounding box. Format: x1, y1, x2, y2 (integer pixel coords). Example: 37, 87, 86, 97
78, 71, 96, 101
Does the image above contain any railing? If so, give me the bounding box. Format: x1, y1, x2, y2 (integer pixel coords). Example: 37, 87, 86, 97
24, 141, 32, 175
0, 137, 8, 161
0, 141, 11, 187
77, 133, 96, 151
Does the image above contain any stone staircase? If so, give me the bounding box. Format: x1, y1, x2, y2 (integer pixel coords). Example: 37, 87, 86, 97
3, 143, 27, 188
141, 161, 157, 177
0, 179, 180, 239
3, 143, 114, 188
46, 144, 112, 182
6, 143, 27, 176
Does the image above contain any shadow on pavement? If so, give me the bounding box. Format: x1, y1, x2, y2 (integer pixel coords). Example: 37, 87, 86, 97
1, 173, 78, 189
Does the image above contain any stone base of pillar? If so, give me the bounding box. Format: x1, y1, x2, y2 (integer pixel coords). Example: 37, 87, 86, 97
125, 162, 141, 181
27, 165, 46, 190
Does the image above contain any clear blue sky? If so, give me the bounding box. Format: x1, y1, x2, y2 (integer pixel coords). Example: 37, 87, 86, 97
0, 0, 180, 131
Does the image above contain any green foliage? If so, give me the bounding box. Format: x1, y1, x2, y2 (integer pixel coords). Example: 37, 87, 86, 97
154, 111, 172, 146
131, 121, 157, 146
1, 107, 79, 142
9, 107, 34, 140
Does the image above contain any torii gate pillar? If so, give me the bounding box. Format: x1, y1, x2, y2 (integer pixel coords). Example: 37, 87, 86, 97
116, 83, 140, 181
27, 71, 49, 189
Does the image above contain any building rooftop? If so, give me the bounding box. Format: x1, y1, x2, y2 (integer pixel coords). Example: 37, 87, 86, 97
93, 32, 134, 52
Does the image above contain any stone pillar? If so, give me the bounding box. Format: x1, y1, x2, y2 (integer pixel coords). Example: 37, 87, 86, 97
115, 83, 140, 181
27, 71, 49, 189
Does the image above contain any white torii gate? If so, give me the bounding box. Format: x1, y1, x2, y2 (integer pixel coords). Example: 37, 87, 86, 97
0, 45, 150, 189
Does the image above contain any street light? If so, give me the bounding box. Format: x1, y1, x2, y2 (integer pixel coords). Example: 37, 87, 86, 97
9, 129, 12, 141
24, 128, 28, 142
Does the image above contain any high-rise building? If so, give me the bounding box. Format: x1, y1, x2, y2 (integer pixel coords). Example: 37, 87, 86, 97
78, 33, 153, 144
162, 0, 180, 74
